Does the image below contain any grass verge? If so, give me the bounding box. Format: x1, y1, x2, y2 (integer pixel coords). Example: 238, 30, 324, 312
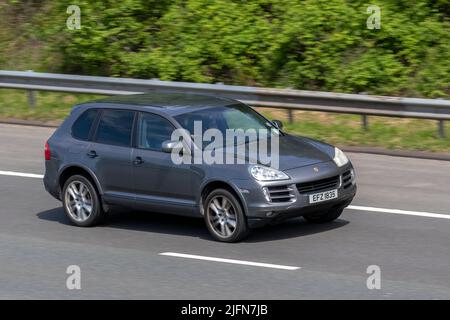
257, 108, 450, 154
0, 89, 102, 123
0, 89, 449, 153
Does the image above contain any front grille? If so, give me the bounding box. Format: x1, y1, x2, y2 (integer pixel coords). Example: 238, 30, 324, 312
296, 175, 339, 194
267, 185, 295, 203
342, 170, 353, 189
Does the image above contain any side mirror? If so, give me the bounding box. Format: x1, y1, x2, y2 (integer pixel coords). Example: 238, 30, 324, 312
162, 140, 184, 153
272, 119, 283, 130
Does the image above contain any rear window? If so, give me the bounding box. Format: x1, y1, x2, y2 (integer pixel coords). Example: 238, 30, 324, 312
94, 109, 135, 147
72, 109, 98, 141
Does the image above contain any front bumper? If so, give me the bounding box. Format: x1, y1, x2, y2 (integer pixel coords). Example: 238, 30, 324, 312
230, 161, 357, 227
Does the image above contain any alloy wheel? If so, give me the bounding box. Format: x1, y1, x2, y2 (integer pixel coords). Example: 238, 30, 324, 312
64, 180, 93, 222
207, 195, 237, 238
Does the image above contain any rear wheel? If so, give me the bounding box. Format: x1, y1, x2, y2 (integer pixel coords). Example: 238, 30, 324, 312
62, 175, 105, 227
303, 208, 343, 223
204, 189, 249, 242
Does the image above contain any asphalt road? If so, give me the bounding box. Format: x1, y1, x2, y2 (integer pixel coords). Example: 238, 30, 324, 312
0, 123, 450, 299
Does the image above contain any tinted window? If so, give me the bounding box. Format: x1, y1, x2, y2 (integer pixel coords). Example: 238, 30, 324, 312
95, 110, 135, 147
72, 109, 98, 141
138, 113, 174, 151
175, 104, 272, 134
174, 104, 278, 149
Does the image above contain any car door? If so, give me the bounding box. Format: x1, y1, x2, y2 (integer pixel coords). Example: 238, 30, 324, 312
87, 109, 135, 206
132, 112, 199, 216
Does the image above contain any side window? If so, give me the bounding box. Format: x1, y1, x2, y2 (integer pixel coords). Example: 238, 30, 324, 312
95, 110, 135, 147
72, 109, 98, 141
138, 113, 175, 151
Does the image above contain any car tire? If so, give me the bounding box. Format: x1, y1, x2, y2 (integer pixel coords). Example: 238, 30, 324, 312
204, 189, 249, 242
62, 175, 106, 227
303, 207, 343, 223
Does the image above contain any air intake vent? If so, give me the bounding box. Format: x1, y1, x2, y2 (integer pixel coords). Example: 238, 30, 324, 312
342, 170, 353, 189
267, 185, 295, 203
296, 176, 339, 194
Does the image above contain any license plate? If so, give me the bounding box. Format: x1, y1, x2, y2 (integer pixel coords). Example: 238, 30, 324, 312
309, 189, 338, 204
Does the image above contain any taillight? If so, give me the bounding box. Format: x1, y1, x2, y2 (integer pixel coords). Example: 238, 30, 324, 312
45, 142, 51, 160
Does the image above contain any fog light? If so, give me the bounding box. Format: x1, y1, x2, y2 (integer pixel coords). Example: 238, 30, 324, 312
262, 187, 271, 202
266, 211, 275, 217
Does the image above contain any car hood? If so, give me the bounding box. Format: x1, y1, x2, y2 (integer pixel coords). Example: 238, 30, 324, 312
218, 134, 333, 171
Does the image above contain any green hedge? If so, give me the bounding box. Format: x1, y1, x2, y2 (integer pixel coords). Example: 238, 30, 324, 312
1, 0, 449, 98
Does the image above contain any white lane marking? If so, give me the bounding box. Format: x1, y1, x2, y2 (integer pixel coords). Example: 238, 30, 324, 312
347, 205, 450, 220
0, 170, 43, 179
159, 252, 300, 271
1, 169, 449, 221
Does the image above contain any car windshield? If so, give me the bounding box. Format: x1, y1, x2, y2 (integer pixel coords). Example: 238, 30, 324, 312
174, 104, 280, 149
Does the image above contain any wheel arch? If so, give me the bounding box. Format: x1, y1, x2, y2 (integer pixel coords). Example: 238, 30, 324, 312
199, 180, 248, 217
58, 164, 104, 197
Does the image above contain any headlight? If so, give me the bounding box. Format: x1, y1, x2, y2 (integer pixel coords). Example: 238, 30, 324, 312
333, 147, 349, 167
249, 165, 289, 181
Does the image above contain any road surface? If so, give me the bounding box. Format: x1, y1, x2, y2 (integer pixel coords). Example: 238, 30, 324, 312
0, 123, 449, 299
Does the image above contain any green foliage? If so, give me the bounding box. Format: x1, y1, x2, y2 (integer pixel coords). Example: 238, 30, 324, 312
0, 0, 449, 98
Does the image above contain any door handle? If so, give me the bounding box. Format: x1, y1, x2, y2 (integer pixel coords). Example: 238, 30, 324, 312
86, 150, 98, 158
133, 156, 144, 165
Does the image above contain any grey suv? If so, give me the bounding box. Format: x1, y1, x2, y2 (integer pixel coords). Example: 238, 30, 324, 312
44, 93, 356, 242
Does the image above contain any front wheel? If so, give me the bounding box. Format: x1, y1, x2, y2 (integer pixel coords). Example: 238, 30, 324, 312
303, 208, 343, 223
204, 189, 249, 242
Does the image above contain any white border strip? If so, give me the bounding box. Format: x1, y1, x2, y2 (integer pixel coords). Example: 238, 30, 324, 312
159, 252, 300, 271
347, 205, 450, 220
0, 170, 43, 179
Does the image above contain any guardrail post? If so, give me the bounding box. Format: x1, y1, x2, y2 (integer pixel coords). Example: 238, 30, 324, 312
361, 115, 368, 130
26, 70, 35, 108
287, 109, 294, 124
438, 120, 445, 139
27, 90, 36, 108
